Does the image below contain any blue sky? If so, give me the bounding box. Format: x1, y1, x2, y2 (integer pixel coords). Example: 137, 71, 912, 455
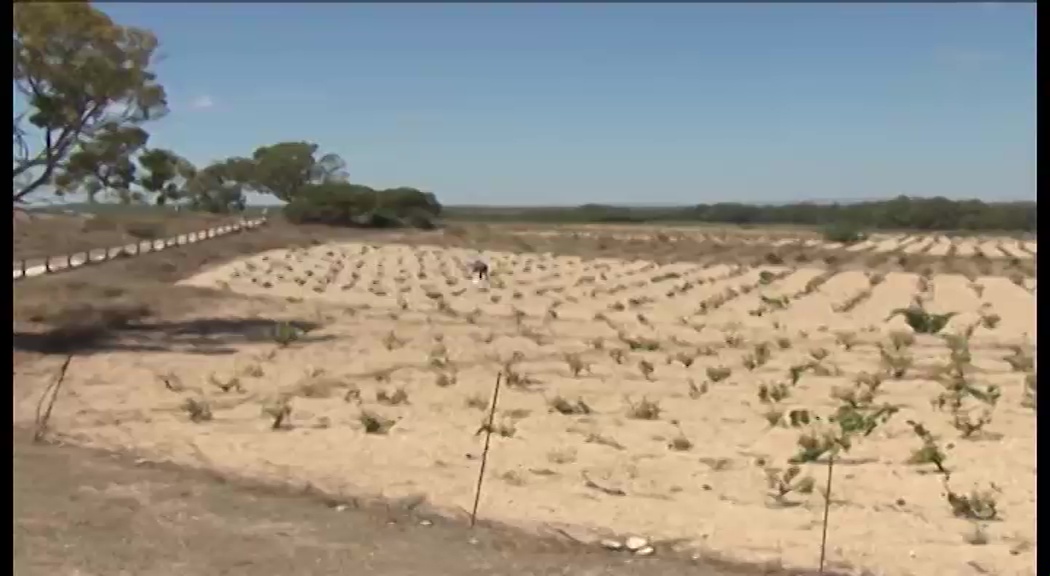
66, 3, 1038, 205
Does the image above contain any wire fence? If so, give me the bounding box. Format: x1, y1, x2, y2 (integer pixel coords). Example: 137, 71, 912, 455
12, 218, 269, 281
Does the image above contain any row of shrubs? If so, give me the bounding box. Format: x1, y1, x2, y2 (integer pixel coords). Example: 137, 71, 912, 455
444, 196, 1036, 233
280, 187, 1034, 238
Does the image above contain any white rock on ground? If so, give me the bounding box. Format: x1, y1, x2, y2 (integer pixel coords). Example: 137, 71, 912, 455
624, 536, 649, 551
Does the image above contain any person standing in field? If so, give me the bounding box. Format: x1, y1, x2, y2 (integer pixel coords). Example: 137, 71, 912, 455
470, 255, 490, 282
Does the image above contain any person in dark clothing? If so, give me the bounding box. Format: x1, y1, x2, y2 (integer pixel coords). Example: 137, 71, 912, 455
470, 259, 489, 281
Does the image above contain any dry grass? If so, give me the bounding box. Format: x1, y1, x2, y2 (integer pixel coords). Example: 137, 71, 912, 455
14, 210, 240, 261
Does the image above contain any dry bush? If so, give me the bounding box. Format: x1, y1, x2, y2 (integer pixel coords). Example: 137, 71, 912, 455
626, 396, 661, 420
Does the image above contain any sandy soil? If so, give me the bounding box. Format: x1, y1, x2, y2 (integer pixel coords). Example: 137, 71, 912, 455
17, 430, 800, 576
14, 241, 1036, 576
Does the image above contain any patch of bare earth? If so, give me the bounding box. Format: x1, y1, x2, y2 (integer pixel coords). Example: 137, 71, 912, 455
18, 430, 807, 576
14, 220, 1035, 576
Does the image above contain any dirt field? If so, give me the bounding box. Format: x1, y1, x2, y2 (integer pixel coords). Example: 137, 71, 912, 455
13, 219, 1036, 576
18, 430, 805, 576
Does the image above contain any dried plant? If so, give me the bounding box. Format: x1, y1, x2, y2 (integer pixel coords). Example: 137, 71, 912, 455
548, 395, 592, 416
904, 420, 950, 475
262, 397, 293, 430
637, 359, 655, 380
360, 410, 397, 434
706, 366, 732, 383
688, 379, 709, 399
563, 353, 589, 377
181, 397, 213, 423
879, 345, 913, 379
382, 330, 406, 350
835, 331, 858, 351
376, 386, 410, 406
765, 465, 815, 506
626, 396, 662, 420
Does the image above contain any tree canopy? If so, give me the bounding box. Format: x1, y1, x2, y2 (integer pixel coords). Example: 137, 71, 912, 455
12, 1, 435, 226
284, 183, 442, 229
14, 0, 167, 203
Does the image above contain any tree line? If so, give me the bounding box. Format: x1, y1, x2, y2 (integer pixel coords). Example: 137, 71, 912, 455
446, 196, 1036, 233
13, 1, 441, 227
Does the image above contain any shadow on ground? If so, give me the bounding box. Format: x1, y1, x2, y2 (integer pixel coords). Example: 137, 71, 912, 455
13, 317, 329, 355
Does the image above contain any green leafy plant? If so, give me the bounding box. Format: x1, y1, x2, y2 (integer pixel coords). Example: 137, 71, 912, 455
932, 369, 1001, 439
821, 224, 867, 244
785, 386, 898, 464
272, 321, 303, 347
887, 301, 956, 334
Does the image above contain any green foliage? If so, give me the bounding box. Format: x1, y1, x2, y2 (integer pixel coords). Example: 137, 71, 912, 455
185, 159, 253, 214
887, 302, 956, 334
248, 141, 348, 201
271, 321, 302, 347
282, 182, 442, 229
785, 383, 899, 464
821, 223, 868, 244
54, 124, 150, 203
14, 1, 168, 203
138, 148, 198, 206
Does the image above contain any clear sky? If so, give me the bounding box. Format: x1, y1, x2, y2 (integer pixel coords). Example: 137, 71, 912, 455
93, 2, 1034, 206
